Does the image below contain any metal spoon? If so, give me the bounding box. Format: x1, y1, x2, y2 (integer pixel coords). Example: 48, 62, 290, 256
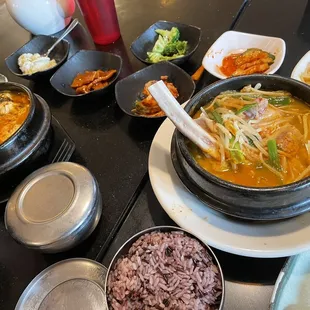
148, 80, 220, 160
44, 18, 79, 57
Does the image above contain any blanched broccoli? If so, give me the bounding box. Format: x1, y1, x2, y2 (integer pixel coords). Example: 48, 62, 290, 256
155, 27, 180, 43
147, 27, 187, 63
147, 52, 164, 63
152, 35, 167, 54
147, 52, 183, 63
162, 41, 187, 56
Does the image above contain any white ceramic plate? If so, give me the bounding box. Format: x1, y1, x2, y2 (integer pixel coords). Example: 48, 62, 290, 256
291, 50, 310, 82
148, 113, 310, 258
202, 30, 286, 79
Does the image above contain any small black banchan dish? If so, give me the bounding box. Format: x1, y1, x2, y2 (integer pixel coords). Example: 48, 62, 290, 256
5, 35, 70, 81
173, 74, 310, 221
115, 61, 195, 118
50, 50, 122, 98
130, 20, 201, 66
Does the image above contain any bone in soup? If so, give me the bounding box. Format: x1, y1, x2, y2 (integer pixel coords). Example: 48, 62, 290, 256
189, 84, 310, 187
0, 91, 30, 145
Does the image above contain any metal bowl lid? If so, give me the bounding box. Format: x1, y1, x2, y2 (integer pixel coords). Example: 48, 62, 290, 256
5, 162, 99, 249
15, 258, 107, 310
0, 73, 8, 82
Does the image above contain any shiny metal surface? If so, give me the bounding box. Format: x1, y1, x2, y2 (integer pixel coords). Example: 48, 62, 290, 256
0, 73, 7, 82
45, 18, 79, 57
5, 162, 102, 253
15, 258, 108, 310
105, 226, 225, 310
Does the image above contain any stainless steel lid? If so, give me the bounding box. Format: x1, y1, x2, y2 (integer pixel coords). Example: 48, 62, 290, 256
15, 258, 107, 310
5, 162, 100, 250
0, 73, 8, 82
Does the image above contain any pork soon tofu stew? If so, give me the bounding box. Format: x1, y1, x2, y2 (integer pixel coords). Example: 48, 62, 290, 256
189, 84, 310, 187
0, 91, 30, 145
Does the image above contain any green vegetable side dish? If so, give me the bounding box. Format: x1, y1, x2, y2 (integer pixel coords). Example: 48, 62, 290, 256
147, 27, 188, 63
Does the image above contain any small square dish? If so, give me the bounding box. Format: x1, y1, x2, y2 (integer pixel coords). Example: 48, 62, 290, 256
115, 61, 195, 118
50, 50, 122, 98
203, 31, 286, 79
130, 20, 201, 66
291, 50, 310, 84
5, 35, 70, 81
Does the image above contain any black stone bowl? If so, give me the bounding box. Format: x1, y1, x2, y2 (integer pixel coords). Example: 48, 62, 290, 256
50, 50, 122, 98
130, 20, 201, 66
115, 61, 195, 118
5, 35, 70, 81
0, 82, 52, 201
173, 74, 310, 221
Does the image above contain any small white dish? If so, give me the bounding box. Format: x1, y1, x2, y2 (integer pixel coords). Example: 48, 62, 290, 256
291, 50, 310, 82
202, 30, 286, 79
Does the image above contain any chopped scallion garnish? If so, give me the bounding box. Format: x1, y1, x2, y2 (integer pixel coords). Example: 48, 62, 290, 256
236, 103, 257, 115
211, 110, 223, 124
213, 101, 220, 108
267, 139, 281, 170
266, 96, 291, 106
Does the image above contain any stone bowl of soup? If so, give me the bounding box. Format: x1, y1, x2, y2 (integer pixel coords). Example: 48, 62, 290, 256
172, 74, 310, 220
0, 82, 52, 201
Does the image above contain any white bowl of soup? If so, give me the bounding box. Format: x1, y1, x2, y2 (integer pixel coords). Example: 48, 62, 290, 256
0, 82, 52, 202
173, 74, 310, 220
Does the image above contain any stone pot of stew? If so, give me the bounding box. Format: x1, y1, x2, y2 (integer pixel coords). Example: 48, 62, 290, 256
173, 74, 310, 220
0, 82, 52, 201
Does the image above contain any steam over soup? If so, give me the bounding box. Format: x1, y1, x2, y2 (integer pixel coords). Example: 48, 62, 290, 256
189, 84, 310, 187
0, 91, 30, 144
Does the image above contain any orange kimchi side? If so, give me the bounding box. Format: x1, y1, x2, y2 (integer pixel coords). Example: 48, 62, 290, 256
219, 48, 275, 77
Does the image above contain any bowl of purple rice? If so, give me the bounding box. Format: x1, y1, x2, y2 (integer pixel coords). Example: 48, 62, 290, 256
105, 226, 224, 310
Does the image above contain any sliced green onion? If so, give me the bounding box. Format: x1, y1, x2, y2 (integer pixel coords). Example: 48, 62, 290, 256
236, 103, 257, 115
241, 96, 255, 101
220, 93, 259, 98
213, 101, 220, 108
210, 110, 223, 124
266, 96, 291, 106
229, 137, 245, 164
267, 139, 281, 170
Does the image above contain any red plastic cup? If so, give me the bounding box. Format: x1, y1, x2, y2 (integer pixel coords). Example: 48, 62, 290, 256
77, 0, 121, 45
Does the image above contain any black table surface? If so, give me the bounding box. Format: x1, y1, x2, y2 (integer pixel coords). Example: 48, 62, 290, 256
0, 0, 308, 308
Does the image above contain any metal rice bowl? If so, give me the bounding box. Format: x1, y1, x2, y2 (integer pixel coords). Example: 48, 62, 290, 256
105, 226, 225, 309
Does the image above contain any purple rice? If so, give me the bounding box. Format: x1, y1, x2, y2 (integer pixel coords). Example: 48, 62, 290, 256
107, 231, 222, 309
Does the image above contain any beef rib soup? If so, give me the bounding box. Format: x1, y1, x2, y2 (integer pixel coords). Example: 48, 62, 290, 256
189, 84, 310, 187
0, 91, 30, 145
